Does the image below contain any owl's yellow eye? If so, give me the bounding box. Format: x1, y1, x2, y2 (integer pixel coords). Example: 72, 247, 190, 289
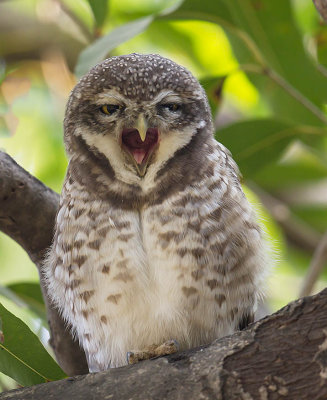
100, 104, 121, 115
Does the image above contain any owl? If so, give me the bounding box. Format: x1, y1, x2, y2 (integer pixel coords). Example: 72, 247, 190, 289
45, 53, 268, 373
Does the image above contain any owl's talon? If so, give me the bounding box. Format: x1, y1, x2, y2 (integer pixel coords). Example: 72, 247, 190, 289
127, 339, 179, 365
126, 351, 135, 364
157, 339, 179, 353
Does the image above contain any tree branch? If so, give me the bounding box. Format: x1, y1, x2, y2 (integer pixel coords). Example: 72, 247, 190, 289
240, 64, 327, 124
0, 151, 88, 376
1, 288, 327, 399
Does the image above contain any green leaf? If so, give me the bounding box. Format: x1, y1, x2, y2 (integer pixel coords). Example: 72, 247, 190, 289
216, 119, 326, 178
0, 286, 26, 309
292, 205, 327, 235
7, 283, 46, 322
0, 117, 11, 137
87, 0, 108, 29
0, 283, 46, 323
0, 303, 66, 386
253, 151, 327, 190
137, 20, 205, 72
0, 317, 3, 344
75, 15, 153, 77
165, 0, 327, 126
200, 76, 227, 115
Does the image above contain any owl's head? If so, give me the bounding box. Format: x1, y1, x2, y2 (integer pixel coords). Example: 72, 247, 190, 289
64, 54, 212, 184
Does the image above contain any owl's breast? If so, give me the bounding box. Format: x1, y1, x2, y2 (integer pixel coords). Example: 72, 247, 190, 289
48, 150, 265, 370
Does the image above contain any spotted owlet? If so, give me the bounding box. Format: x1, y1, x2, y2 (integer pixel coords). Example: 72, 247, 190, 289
45, 53, 268, 373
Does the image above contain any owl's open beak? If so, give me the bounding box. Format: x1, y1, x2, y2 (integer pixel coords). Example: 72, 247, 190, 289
136, 114, 147, 142
121, 121, 159, 177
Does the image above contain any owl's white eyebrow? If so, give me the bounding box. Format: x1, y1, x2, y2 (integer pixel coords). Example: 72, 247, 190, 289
94, 90, 187, 106
94, 92, 126, 105
151, 91, 183, 105
160, 95, 183, 104
153, 90, 198, 105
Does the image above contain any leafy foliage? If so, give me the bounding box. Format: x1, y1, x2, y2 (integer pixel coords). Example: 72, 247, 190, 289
166, 0, 327, 126
75, 16, 154, 77
0, 0, 327, 391
217, 120, 326, 178
5, 283, 46, 323
87, 0, 109, 29
0, 303, 66, 386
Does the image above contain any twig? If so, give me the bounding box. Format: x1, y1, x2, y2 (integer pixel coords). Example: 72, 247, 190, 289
240, 64, 327, 125
299, 231, 327, 297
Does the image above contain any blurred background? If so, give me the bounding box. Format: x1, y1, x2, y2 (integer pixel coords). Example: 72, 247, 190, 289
1, 0, 327, 391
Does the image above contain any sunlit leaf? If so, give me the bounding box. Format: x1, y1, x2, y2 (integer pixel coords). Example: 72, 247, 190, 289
293, 206, 327, 235
200, 76, 227, 114
87, 0, 108, 29
75, 15, 154, 77
0, 303, 66, 386
0, 284, 46, 325
7, 283, 46, 323
216, 119, 326, 178
128, 20, 206, 72
1, 85, 68, 192
254, 153, 327, 190
0, 286, 26, 308
166, 0, 327, 126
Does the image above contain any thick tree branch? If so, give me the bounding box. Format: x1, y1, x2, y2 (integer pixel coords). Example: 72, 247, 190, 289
1, 288, 327, 399
0, 151, 58, 264
0, 151, 88, 376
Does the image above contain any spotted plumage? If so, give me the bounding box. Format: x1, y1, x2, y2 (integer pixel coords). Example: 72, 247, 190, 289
45, 53, 268, 372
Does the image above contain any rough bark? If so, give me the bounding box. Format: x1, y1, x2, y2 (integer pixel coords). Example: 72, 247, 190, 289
0, 151, 88, 375
1, 288, 327, 400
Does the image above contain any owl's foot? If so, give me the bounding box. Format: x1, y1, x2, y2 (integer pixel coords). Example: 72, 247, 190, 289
127, 339, 179, 365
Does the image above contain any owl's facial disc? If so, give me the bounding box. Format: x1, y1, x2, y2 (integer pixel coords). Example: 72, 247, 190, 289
121, 127, 159, 177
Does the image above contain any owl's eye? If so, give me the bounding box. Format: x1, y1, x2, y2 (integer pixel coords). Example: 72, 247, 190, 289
161, 103, 181, 112
100, 104, 121, 115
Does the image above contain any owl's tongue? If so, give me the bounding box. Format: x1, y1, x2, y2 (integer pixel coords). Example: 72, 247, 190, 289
122, 128, 159, 164
132, 150, 146, 165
